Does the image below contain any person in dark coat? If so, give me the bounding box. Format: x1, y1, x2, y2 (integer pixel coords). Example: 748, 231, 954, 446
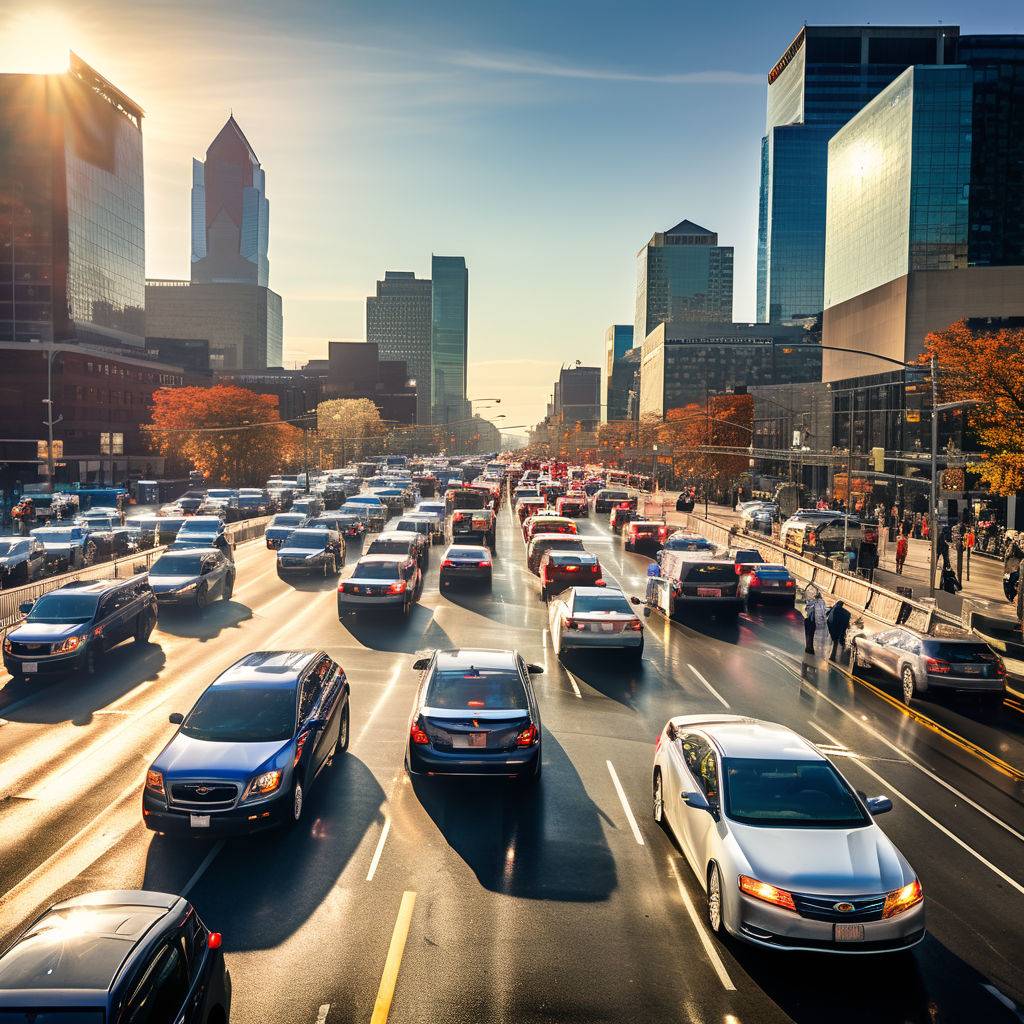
826, 600, 852, 661
937, 529, 952, 571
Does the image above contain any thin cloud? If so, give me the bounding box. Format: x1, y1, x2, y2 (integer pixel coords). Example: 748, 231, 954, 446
449, 50, 761, 86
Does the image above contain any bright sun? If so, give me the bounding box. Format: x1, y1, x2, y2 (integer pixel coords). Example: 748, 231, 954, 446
0, 9, 74, 74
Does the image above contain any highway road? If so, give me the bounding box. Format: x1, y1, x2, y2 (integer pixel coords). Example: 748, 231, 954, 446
1, 500, 1024, 1023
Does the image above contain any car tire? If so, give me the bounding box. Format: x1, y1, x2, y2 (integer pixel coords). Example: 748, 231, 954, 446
335, 704, 350, 756
195, 585, 209, 611
707, 862, 725, 937
629, 640, 644, 662
652, 768, 665, 826
223, 574, 234, 600
901, 666, 918, 706
134, 612, 154, 644
288, 781, 304, 827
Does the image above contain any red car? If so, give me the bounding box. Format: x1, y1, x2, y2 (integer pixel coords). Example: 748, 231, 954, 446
540, 551, 605, 601
556, 495, 588, 518
624, 520, 670, 553
609, 503, 639, 533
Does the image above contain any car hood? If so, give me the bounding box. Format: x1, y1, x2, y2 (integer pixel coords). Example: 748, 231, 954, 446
155, 733, 289, 780
10, 622, 86, 641
0, 555, 25, 567
729, 821, 913, 894
149, 575, 201, 592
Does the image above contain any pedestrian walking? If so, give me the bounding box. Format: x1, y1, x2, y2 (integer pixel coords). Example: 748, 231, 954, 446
826, 600, 852, 662
913, 513, 922, 539
895, 532, 908, 574
803, 588, 827, 654
938, 528, 952, 571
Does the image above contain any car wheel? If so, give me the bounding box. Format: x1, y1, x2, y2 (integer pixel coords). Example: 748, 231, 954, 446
289, 781, 304, 826
901, 666, 918, 706
195, 585, 208, 610
335, 704, 350, 756
707, 862, 725, 936
652, 768, 665, 825
629, 640, 644, 662
852, 641, 866, 670
134, 612, 153, 644
223, 574, 234, 600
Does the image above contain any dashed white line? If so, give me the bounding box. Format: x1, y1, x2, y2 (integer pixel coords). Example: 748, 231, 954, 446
666, 858, 736, 991
687, 664, 730, 709
315, 1003, 331, 1024
566, 671, 582, 699
181, 839, 225, 897
366, 818, 391, 882
606, 760, 644, 845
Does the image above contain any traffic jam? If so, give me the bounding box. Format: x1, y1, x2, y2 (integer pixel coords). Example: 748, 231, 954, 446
0, 456, 1021, 1024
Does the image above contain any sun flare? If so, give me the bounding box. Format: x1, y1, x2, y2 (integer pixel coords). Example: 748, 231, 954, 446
0, 9, 74, 74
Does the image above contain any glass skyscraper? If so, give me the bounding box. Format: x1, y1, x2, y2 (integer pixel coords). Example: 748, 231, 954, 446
757, 25, 957, 324
604, 324, 634, 420
430, 255, 468, 425
0, 54, 145, 347
634, 220, 733, 345
191, 116, 269, 287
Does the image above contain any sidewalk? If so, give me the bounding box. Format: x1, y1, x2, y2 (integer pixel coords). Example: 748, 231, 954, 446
643, 493, 1014, 616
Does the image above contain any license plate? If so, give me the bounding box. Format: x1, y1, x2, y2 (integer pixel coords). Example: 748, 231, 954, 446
190, 814, 211, 829
23, 662, 38, 673
764, 580, 779, 587
958, 665, 981, 675
697, 588, 722, 598
453, 732, 488, 749
600, 622, 614, 632
834, 923, 865, 942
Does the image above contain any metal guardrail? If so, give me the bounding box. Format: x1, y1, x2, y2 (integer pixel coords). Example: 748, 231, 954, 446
0, 515, 271, 636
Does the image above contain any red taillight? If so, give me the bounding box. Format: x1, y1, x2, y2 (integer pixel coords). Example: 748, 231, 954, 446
658, 526, 669, 538
207, 932, 223, 950
410, 720, 430, 745
441, 559, 455, 568
628, 525, 638, 536
337, 582, 347, 593
564, 565, 579, 572
594, 578, 606, 587
627, 619, 643, 631
387, 580, 408, 595
516, 723, 539, 746
734, 563, 743, 575
467, 699, 485, 708
453, 511, 467, 521
925, 658, 951, 674
564, 617, 578, 630
748, 574, 761, 587
478, 561, 491, 568
785, 579, 795, 588
996, 661, 1006, 676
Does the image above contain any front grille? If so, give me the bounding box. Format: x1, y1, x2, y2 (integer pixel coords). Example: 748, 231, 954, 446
280, 557, 309, 567
169, 781, 239, 809
792, 892, 886, 922
9, 641, 52, 656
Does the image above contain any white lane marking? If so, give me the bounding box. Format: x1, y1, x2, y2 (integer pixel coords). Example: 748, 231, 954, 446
687, 664, 730, 709
982, 984, 1024, 1021
181, 839, 226, 897
667, 858, 737, 992
366, 818, 391, 882
842, 750, 1024, 897
806, 721, 844, 747
356, 663, 404, 747
566, 670, 582, 699
541, 627, 548, 648
315, 1005, 331, 1024
606, 760, 644, 845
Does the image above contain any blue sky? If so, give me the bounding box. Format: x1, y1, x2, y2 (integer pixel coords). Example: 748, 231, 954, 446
1, 1, 1018, 426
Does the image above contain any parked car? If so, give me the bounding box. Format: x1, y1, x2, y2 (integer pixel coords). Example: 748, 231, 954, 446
0, 536, 47, 586
30, 525, 96, 570
337, 554, 423, 618
276, 528, 345, 577
439, 544, 493, 589
406, 648, 543, 782
3, 576, 157, 679
624, 520, 671, 553
144, 650, 350, 834
594, 488, 632, 513
266, 512, 309, 549
526, 533, 586, 575
548, 585, 644, 660
652, 715, 922, 954
539, 550, 604, 601
149, 548, 235, 608
849, 626, 1006, 705
0, 890, 231, 1022
737, 563, 797, 609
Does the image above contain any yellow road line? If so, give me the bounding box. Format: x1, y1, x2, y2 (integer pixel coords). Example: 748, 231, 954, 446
1008, 684, 1024, 701
370, 890, 417, 1024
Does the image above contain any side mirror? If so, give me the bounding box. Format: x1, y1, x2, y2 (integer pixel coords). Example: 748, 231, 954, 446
681, 790, 711, 812
527, 663, 543, 674
866, 795, 893, 815
630, 596, 641, 606
168, 712, 184, 725
412, 657, 430, 671
19, 600, 34, 616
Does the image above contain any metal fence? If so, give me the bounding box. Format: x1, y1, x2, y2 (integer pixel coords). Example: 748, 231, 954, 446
0, 516, 271, 636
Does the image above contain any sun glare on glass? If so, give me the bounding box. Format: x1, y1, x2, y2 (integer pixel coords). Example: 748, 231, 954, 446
0, 10, 73, 73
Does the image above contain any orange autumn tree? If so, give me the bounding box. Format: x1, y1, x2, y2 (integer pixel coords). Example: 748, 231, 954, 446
923, 320, 1024, 495
145, 385, 304, 484
659, 395, 753, 485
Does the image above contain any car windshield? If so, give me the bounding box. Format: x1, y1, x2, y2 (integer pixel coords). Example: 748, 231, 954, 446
574, 594, 632, 614
370, 540, 411, 554
181, 685, 296, 743
922, 642, 997, 663
396, 521, 425, 532
32, 530, 77, 543
26, 593, 99, 625
722, 758, 869, 828
355, 561, 401, 580
427, 668, 528, 710
151, 555, 203, 576
0, 542, 26, 556
667, 537, 712, 550
681, 563, 736, 583
285, 530, 329, 550
447, 547, 486, 559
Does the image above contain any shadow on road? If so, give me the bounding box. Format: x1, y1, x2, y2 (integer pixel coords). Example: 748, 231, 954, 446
155, 600, 253, 641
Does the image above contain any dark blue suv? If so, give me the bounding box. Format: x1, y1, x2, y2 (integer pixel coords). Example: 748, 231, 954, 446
3, 577, 158, 680
144, 650, 350, 835
0, 889, 230, 1023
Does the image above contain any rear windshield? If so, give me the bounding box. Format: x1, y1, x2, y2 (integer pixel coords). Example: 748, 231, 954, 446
272, 515, 305, 526
354, 561, 400, 580
427, 669, 528, 710
397, 521, 427, 532
922, 642, 997, 662
574, 594, 632, 614
151, 554, 203, 576
369, 539, 412, 554
181, 685, 296, 743
667, 537, 713, 550
447, 547, 486, 559
26, 593, 99, 625
534, 538, 584, 552
549, 554, 596, 566
602, 491, 628, 499
681, 563, 736, 583
734, 551, 764, 562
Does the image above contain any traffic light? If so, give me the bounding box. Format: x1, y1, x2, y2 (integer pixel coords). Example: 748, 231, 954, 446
870, 446, 885, 472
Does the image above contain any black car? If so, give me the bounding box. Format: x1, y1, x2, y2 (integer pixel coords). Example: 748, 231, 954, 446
0, 890, 230, 1024
3, 576, 158, 680
276, 528, 345, 577
144, 650, 350, 835
594, 488, 631, 513
439, 544, 492, 589
0, 536, 47, 587
406, 648, 543, 782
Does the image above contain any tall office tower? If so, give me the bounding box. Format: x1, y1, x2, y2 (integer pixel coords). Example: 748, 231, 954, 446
555, 365, 601, 428
0, 53, 145, 347
634, 220, 733, 346
366, 271, 433, 423
430, 256, 468, 425
604, 324, 634, 420
191, 115, 269, 286
757, 25, 957, 324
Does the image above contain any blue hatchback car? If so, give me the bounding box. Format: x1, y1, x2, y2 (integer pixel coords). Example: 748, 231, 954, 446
143, 650, 350, 836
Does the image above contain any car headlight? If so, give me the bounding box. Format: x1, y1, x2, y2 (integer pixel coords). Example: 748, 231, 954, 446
306, 553, 321, 560
882, 879, 923, 918
242, 769, 283, 801
2, 638, 11, 655
145, 769, 165, 797
177, 581, 199, 593
53, 635, 85, 654
738, 875, 797, 912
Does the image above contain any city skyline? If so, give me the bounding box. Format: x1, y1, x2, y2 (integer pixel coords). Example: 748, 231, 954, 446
0, 0, 1018, 427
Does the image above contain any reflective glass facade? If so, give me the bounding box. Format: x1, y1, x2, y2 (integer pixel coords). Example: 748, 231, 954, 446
430, 256, 468, 424
604, 324, 634, 420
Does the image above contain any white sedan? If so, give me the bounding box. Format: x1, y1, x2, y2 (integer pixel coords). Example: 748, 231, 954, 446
548, 586, 644, 661
653, 715, 924, 954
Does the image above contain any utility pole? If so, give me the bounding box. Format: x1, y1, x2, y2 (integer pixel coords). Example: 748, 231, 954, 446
41, 342, 62, 494
929, 353, 939, 593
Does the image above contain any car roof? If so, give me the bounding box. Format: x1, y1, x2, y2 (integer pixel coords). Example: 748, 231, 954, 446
685, 717, 824, 761
373, 532, 415, 543
356, 553, 407, 564
571, 585, 623, 595
160, 546, 220, 557
547, 551, 598, 562
213, 650, 321, 688
529, 533, 584, 547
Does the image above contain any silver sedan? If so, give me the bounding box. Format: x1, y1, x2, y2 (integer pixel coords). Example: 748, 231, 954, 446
653, 715, 924, 954
548, 586, 644, 660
